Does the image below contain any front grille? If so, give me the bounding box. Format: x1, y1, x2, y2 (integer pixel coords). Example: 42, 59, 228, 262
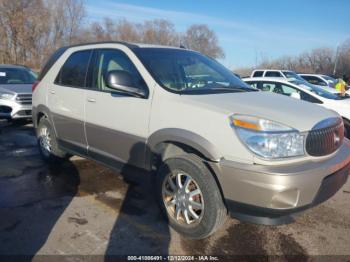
306, 118, 344, 157
16, 94, 32, 105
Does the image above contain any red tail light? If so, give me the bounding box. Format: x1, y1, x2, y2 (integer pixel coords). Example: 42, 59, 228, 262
32, 81, 40, 92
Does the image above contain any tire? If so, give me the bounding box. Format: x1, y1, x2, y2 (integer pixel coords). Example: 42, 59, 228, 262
156, 154, 227, 239
36, 117, 68, 163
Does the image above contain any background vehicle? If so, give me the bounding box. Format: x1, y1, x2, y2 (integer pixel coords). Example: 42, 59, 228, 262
33, 42, 349, 239
250, 69, 306, 81
0, 64, 37, 120
299, 74, 337, 88
244, 77, 350, 137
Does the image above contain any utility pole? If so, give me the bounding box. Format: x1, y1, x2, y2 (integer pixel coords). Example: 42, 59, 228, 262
333, 44, 340, 77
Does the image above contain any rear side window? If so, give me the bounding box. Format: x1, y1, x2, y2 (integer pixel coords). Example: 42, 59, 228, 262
56, 50, 92, 88
38, 47, 67, 81
265, 71, 282, 77
252, 71, 263, 77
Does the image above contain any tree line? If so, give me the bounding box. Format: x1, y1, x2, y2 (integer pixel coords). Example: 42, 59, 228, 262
0, 0, 224, 70
0, 0, 348, 77
236, 40, 350, 78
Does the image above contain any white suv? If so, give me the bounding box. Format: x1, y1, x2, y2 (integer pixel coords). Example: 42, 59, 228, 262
250, 69, 306, 81
32, 42, 350, 239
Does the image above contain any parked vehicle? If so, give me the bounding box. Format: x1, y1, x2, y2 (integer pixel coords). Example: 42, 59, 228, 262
244, 77, 350, 137
250, 69, 306, 81
33, 42, 350, 239
298, 74, 337, 88
0, 65, 36, 120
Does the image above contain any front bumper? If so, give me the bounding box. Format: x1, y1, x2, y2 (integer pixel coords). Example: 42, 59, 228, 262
0, 99, 32, 119
213, 140, 350, 224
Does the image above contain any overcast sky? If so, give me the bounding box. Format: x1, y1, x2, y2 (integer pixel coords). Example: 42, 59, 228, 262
85, 0, 350, 69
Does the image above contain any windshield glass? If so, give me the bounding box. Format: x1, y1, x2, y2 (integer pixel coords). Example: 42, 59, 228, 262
283, 71, 305, 81
134, 48, 255, 94
0, 67, 37, 85
323, 75, 336, 83
290, 79, 348, 100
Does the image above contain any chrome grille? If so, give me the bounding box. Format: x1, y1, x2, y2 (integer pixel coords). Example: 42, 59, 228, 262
16, 94, 32, 105
306, 119, 344, 157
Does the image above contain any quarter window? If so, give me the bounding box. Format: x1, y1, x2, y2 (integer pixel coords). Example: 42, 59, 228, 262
92, 49, 147, 92
252, 71, 263, 77
56, 50, 92, 87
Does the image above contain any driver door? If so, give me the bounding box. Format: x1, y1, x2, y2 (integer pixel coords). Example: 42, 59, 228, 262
85, 49, 151, 169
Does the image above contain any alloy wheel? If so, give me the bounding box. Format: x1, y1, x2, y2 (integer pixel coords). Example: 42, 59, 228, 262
162, 171, 204, 225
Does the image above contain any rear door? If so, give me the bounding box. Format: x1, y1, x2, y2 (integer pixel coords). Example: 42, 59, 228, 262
84, 48, 152, 169
48, 49, 92, 154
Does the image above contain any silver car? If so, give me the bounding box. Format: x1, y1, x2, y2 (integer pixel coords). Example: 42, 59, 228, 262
0, 65, 37, 120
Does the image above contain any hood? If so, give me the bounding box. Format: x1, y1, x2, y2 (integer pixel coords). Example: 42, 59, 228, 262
0, 84, 32, 94
182, 91, 338, 132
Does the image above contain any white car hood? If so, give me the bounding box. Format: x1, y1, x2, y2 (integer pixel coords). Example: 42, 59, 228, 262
182, 91, 339, 132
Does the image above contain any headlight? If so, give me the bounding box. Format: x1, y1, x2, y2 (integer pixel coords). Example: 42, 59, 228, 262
0, 92, 15, 100
231, 115, 305, 159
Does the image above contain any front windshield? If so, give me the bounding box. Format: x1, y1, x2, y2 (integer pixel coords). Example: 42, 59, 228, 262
0, 67, 37, 85
323, 75, 336, 83
290, 79, 348, 100
283, 71, 306, 81
134, 48, 255, 94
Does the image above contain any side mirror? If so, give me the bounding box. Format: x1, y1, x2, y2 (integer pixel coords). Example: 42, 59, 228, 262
105, 70, 146, 98
290, 92, 301, 100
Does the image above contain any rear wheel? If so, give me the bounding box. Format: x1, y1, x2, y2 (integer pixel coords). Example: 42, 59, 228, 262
37, 117, 68, 162
156, 154, 227, 239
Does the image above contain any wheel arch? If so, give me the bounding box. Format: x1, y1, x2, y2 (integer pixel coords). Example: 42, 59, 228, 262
146, 128, 222, 170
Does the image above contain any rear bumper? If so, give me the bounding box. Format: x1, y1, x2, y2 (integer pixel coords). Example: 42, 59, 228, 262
0, 99, 32, 119
212, 140, 350, 224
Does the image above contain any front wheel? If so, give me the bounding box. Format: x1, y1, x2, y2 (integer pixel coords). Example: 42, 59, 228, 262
37, 117, 68, 162
156, 154, 227, 239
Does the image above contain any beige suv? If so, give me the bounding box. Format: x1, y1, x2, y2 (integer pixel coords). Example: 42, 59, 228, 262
32, 42, 350, 239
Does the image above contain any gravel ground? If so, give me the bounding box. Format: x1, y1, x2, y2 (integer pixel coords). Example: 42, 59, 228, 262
0, 120, 349, 261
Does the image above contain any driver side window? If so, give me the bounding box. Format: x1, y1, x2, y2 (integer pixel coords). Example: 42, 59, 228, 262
92, 49, 147, 92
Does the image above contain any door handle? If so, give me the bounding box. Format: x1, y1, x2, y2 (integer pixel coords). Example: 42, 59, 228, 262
87, 98, 96, 103
50, 90, 55, 94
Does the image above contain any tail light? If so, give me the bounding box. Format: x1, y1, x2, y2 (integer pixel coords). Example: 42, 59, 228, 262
32, 81, 40, 92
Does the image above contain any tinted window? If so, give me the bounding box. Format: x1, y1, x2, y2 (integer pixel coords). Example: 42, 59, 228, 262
265, 71, 282, 77
38, 47, 67, 81
252, 71, 263, 77
301, 75, 326, 86
92, 49, 147, 93
0, 67, 37, 85
301, 92, 322, 103
57, 50, 92, 87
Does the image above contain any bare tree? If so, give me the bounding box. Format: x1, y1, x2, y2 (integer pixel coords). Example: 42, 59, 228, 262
140, 19, 179, 46
115, 19, 141, 42
182, 24, 224, 59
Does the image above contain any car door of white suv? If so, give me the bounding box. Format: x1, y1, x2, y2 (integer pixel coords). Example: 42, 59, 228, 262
48, 49, 92, 154
84, 48, 152, 169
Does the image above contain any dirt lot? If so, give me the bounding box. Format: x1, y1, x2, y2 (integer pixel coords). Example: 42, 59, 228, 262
0, 120, 349, 260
